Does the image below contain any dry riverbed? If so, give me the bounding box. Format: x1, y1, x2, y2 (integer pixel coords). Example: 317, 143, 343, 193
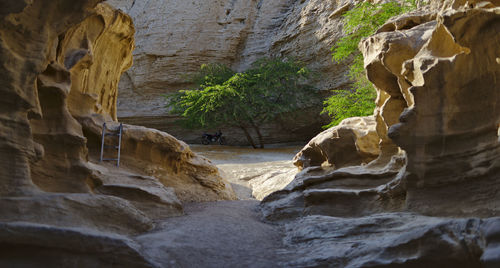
191, 144, 302, 200
134, 144, 303, 267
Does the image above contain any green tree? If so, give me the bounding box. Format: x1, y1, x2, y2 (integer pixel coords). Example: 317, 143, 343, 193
166, 58, 314, 148
188, 63, 235, 88
323, 0, 419, 128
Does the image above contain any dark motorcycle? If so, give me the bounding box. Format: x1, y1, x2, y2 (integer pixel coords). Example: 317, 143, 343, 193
201, 131, 226, 145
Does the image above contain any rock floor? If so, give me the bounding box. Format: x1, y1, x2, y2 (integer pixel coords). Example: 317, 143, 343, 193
135, 200, 289, 268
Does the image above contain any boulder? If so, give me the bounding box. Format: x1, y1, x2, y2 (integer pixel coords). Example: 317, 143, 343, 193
293, 116, 380, 170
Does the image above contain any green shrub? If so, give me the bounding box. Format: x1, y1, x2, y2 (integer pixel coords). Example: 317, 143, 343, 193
322, 0, 419, 128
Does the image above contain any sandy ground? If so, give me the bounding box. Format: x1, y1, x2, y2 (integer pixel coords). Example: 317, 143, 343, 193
136, 201, 290, 268
134, 145, 304, 267
191, 145, 301, 200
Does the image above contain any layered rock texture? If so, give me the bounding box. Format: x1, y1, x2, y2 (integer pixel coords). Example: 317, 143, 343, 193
0, 1, 234, 265
3, 0, 500, 266
105, 0, 356, 144
261, 0, 500, 266
293, 116, 380, 170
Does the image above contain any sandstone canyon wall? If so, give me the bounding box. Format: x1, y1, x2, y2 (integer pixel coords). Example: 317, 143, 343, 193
2, 0, 500, 266
105, 0, 355, 145
261, 1, 500, 266
0, 1, 234, 265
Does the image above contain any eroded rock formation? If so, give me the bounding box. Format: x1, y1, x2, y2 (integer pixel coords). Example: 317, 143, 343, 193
282, 213, 494, 267
2, 0, 500, 266
263, 0, 500, 222
0, 1, 234, 265
293, 116, 380, 170
363, 0, 500, 216
261, 1, 500, 265
105, 0, 356, 145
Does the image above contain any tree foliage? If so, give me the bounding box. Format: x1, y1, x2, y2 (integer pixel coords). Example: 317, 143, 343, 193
323, 0, 419, 128
166, 58, 314, 148
189, 63, 235, 88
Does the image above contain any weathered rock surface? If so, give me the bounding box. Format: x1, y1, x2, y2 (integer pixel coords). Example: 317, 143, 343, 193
60, 3, 135, 121
83, 120, 237, 202
362, 1, 500, 216
262, 0, 500, 222
105, 0, 356, 144
261, 159, 405, 221
0, 0, 101, 197
21, 1, 233, 208
136, 201, 288, 268
3, 0, 500, 266
88, 162, 183, 219
281, 213, 500, 267
0, 194, 154, 235
49, 2, 234, 203
0, 0, 234, 263
293, 116, 380, 170
260, 4, 500, 267
0, 222, 158, 267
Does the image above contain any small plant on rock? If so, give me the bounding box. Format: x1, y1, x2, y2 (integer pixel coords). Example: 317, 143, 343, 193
322, 0, 420, 128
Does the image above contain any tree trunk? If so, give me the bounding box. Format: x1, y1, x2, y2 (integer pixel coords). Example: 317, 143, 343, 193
239, 125, 257, 149
250, 121, 265, 149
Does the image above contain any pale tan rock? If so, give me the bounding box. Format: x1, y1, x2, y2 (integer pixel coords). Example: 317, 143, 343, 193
248, 163, 298, 201
59, 3, 135, 121
430, 0, 500, 10
88, 162, 183, 219
56, 3, 236, 203
293, 116, 380, 170
262, 3, 500, 221
218, 160, 298, 201
261, 159, 405, 221
0, 0, 234, 241
106, 0, 259, 119
0, 0, 157, 239
80, 117, 237, 202
29, 63, 93, 193
362, 4, 500, 216
118, 124, 237, 202
0, 0, 101, 197
106, 0, 356, 145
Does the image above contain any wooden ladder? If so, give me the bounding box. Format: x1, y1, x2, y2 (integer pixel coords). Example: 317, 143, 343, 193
99, 122, 123, 167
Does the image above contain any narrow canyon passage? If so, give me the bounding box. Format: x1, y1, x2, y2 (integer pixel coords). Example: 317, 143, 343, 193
137, 201, 288, 267
134, 145, 301, 267
191, 145, 301, 200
